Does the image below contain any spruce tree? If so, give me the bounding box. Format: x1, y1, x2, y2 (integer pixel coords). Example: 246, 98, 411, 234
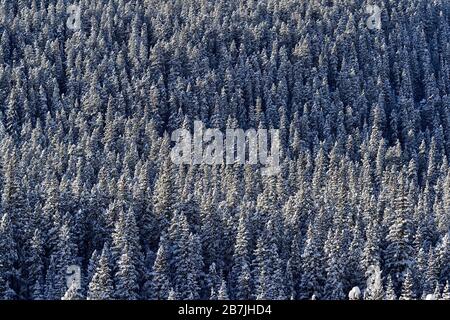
150, 235, 171, 300
399, 270, 416, 300
88, 243, 114, 300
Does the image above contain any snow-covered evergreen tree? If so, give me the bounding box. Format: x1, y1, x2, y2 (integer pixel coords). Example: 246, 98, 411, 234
0, 0, 448, 301
87, 243, 114, 300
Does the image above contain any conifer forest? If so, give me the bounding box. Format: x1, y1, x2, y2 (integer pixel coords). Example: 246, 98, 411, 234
0, 0, 449, 300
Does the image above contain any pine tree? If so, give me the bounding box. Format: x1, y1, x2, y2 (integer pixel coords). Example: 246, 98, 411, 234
112, 206, 143, 291
152, 157, 176, 236
231, 211, 251, 300
168, 212, 202, 299
115, 244, 140, 300
364, 266, 384, 300
25, 229, 44, 299
385, 276, 397, 300
86, 249, 99, 294
88, 243, 114, 300
150, 235, 171, 300
399, 270, 416, 300
0, 0, 449, 302
218, 280, 229, 300
437, 233, 449, 284
299, 223, 325, 299
385, 173, 414, 289
44, 255, 58, 300
52, 219, 77, 299
252, 221, 286, 300
324, 257, 346, 300
206, 263, 221, 299
0, 212, 18, 299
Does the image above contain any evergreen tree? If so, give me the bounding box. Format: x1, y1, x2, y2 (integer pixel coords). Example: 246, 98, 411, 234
115, 244, 140, 300
399, 270, 416, 300
88, 243, 114, 300
150, 235, 171, 300
231, 211, 251, 300
218, 280, 229, 300
0, 212, 18, 299
0, 0, 448, 302
385, 276, 397, 300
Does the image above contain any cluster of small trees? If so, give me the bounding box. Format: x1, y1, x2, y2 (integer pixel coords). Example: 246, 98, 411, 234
0, 0, 449, 300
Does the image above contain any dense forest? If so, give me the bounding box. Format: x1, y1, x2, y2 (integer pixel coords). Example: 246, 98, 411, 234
0, 0, 449, 300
